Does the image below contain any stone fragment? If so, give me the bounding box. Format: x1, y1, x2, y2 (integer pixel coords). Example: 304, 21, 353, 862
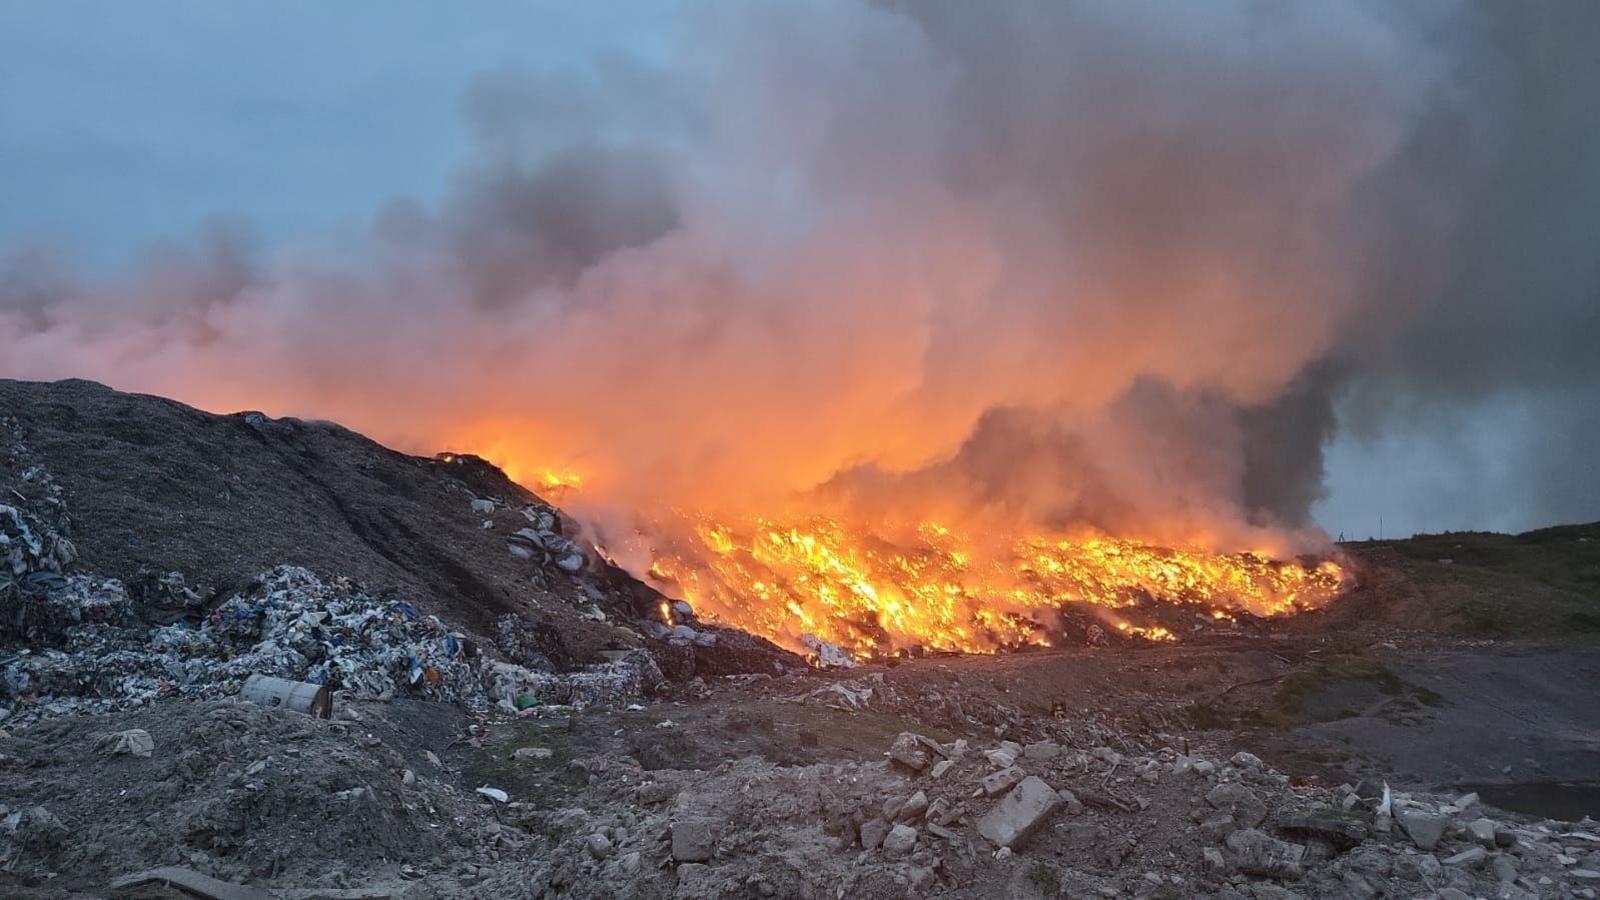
109, 867, 270, 900
1397, 810, 1448, 851
1224, 829, 1305, 879
1443, 847, 1487, 866
1465, 817, 1497, 847
638, 782, 677, 804
882, 796, 905, 820
470, 499, 495, 514
675, 863, 710, 898
1230, 751, 1263, 769
1056, 788, 1083, 816
586, 833, 614, 860
984, 749, 1016, 769
859, 818, 891, 850
1192, 759, 1217, 776
889, 732, 936, 773
928, 759, 954, 779
1203, 847, 1227, 873
882, 824, 917, 859
513, 747, 553, 760
1023, 741, 1060, 762
982, 766, 1025, 797
977, 776, 1061, 849
1352, 779, 1384, 800
1491, 854, 1518, 883
1277, 812, 1369, 850
896, 791, 929, 822
620, 852, 642, 875
1206, 782, 1257, 808
671, 818, 716, 862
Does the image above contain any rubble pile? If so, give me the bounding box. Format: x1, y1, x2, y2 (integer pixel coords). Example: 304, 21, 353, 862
499, 721, 1600, 899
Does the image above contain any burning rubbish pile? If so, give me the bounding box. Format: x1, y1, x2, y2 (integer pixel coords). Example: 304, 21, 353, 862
631, 512, 1350, 658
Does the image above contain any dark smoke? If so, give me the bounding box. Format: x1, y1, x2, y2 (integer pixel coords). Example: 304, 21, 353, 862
2, 0, 1597, 542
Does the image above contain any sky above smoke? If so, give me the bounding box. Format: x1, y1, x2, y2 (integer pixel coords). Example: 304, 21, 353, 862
1, 0, 1596, 543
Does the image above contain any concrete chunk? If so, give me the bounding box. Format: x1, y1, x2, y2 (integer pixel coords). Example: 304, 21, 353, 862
671, 818, 717, 862
982, 766, 1025, 797
859, 818, 891, 850
1225, 829, 1305, 879
1397, 810, 1448, 850
889, 732, 939, 773
882, 824, 917, 858
110, 867, 271, 900
977, 776, 1061, 849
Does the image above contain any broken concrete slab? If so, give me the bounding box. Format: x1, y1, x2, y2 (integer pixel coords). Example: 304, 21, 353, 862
1225, 829, 1305, 879
888, 732, 941, 773
671, 817, 717, 862
1397, 810, 1449, 851
109, 867, 273, 900
977, 776, 1061, 849
982, 766, 1025, 797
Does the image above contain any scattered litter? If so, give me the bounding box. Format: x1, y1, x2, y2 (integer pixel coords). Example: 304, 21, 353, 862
801, 634, 856, 668
98, 727, 155, 758
241, 673, 334, 717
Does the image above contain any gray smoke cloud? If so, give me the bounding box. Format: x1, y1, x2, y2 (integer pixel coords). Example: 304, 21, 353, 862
2, 0, 1595, 545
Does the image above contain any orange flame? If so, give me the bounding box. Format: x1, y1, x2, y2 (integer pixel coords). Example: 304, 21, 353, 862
636, 511, 1346, 656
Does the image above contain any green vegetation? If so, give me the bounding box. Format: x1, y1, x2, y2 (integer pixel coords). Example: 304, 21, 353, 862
1027, 862, 1058, 894
1345, 522, 1600, 638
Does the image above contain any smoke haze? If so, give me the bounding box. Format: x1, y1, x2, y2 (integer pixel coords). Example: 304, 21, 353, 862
2, 0, 1597, 548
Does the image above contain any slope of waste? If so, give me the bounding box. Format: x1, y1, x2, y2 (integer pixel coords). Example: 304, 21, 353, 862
0, 378, 798, 696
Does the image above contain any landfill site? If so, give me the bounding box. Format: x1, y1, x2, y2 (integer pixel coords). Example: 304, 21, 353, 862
0, 377, 1592, 899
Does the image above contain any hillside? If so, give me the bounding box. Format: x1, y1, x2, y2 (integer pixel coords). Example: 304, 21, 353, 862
0, 377, 792, 676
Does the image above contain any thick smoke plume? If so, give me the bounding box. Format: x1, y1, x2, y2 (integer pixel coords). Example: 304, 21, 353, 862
2, 1, 1595, 553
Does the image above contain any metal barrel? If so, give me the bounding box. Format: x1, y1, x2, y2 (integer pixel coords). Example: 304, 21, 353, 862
240, 673, 333, 718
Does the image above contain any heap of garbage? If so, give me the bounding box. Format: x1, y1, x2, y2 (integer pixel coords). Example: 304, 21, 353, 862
1, 564, 661, 725
1, 503, 93, 643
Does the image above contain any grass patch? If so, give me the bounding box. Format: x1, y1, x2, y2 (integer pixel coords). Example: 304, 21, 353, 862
1186, 702, 1232, 730
1410, 684, 1445, 707
1455, 599, 1523, 638
1027, 863, 1058, 894
1286, 747, 1353, 765
1277, 654, 1401, 703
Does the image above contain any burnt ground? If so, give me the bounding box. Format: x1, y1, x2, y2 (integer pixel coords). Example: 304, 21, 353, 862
1, 378, 1599, 898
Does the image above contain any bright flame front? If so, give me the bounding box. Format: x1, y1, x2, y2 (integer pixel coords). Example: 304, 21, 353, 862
640, 514, 1346, 657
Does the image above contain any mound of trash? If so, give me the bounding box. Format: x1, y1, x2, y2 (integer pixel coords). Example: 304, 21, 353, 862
1, 565, 663, 725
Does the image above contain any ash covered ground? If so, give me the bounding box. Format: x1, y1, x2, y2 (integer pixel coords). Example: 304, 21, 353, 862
2, 379, 1599, 899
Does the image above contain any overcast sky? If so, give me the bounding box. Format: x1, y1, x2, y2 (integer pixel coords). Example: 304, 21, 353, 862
2, 1, 1595, 541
